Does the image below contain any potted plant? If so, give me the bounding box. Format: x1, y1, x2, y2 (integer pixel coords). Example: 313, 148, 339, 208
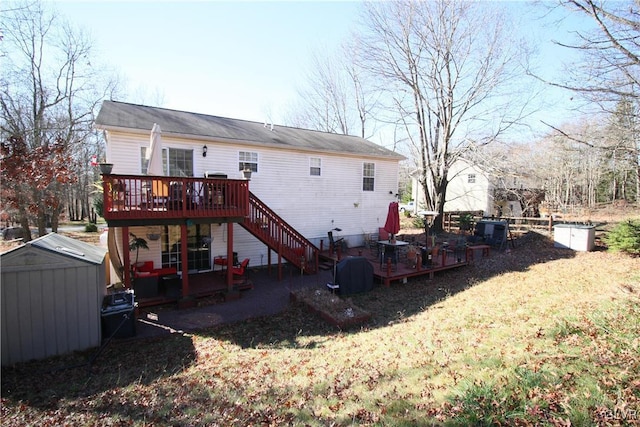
406, 244, 418, 266
242, 167, 252, 180
129, 233, 149, 267
99, 162, 113, 174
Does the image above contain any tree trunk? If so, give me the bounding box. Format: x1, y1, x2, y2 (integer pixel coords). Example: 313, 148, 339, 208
19, 209, 32, 242
51, 204, 62, 233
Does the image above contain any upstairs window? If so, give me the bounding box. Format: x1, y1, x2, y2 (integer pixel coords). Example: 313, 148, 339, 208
239, 151, 258, 173
363, 162, 375, 191
141, 147, 191, 176
168, 148, 194, 177
310, 157, 321, 176
468, 174, 476, 184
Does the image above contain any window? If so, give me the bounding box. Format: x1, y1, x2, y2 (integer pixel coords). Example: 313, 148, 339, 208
239, 151, 258, 173
363, 162, 375, 191
310, 157, 321, 176
141, 147, 192, 176
468, 174, 476, 184
141, 147, 167, 175
168, 148, 194, 177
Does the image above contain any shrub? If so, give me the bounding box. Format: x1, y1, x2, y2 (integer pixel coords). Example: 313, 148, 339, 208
604, 219, 640, 255
412, 216, 425, 229
459, 213, 474, 231
93, 197, 104, 218
85, 223, 98, 233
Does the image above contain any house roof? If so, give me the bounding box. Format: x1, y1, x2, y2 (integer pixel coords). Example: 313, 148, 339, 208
95, 100, 404, 160
1, 232, 106, 265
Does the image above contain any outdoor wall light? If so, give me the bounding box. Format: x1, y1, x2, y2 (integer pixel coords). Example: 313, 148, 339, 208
202, 145, 208, 157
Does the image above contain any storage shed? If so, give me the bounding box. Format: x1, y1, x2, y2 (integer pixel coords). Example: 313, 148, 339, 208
553, 224, 596, 251
1, 233, 107, 365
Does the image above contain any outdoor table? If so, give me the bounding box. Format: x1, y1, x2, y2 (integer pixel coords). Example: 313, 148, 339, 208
378, 240, 409, 268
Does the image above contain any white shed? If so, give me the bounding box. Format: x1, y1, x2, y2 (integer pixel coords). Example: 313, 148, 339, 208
1, 233, 107, 365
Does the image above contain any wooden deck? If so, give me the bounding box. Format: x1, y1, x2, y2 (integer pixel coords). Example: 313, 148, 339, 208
320, 244, 491, 286
101, 174, 250, 226
132, 271, 254, 308
131, 244, 492, 308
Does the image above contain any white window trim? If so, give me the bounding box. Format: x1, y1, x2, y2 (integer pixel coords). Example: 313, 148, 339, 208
363, 162, 375, 192
239, 151, 258, 173
309, 157, 321, 176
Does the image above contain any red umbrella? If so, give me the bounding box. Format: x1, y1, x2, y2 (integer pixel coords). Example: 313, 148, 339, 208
384, 202, 400, 238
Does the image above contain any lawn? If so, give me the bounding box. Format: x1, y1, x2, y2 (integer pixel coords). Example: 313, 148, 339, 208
1, 232, 639, 426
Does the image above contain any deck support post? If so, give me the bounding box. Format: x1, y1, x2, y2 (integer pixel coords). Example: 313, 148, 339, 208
180, 223, 190, 297
226, 222, 234, 292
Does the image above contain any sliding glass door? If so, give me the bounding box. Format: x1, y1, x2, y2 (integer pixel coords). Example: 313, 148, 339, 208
162, 224, 211, 272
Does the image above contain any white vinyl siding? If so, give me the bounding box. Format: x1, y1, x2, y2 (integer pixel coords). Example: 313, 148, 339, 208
443, 160, 492, 215
104, 130, 400, 268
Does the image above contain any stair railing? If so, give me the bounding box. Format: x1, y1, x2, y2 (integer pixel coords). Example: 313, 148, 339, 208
241, 192, 319, 274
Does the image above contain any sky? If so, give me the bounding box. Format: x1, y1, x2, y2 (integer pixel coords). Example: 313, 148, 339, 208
56, 1, 362, 122
52, 1, 592, 146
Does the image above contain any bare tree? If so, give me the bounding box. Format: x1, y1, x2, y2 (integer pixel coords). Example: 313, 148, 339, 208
357, 0, 533, 231
285, 41, 378, 139
550, 0, 639, 105
602, 98, 638, 202
1, 0, 115, 239
540, 0, 639, 205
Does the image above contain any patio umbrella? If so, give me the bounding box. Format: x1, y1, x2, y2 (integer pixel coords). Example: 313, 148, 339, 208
146, 123, 163, 176
384, 201, 400, 239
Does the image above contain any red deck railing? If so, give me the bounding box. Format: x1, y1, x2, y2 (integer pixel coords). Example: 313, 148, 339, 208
102, 174, 249, 224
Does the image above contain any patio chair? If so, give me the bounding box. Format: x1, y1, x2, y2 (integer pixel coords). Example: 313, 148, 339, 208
327, 231, 346, 255
231, 258, 250, 280
145, 179, 168, 208
364, 232, 379, 256
378, 227, 390, 241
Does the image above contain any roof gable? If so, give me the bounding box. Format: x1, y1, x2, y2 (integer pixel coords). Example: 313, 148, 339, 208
95, 101, 404, 160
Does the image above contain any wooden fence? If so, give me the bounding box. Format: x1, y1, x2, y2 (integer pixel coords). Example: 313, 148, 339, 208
441, 212, 593, 235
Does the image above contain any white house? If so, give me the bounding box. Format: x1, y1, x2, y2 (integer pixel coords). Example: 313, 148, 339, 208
443, 159, 496, 215
95, 101, 404, 288
410, 158, 534, 218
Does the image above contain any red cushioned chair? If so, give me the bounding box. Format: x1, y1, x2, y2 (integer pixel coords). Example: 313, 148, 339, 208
231, 258, 250, 279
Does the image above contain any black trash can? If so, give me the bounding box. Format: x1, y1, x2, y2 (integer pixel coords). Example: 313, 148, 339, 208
101, 291, 136, 339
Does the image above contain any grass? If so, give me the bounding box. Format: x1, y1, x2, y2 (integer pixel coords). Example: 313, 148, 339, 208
1, 232, 639, 426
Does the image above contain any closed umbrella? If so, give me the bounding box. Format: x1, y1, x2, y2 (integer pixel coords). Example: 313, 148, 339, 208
384, 201, 400, 240
146, 123, 163, 176
146, 123, 167, 203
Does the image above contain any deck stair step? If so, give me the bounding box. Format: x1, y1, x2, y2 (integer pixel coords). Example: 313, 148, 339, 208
318, 262, 333, 270
240, 192, 320, 274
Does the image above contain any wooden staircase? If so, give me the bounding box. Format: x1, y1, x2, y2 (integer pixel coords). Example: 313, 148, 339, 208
240, 192, 319, 274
